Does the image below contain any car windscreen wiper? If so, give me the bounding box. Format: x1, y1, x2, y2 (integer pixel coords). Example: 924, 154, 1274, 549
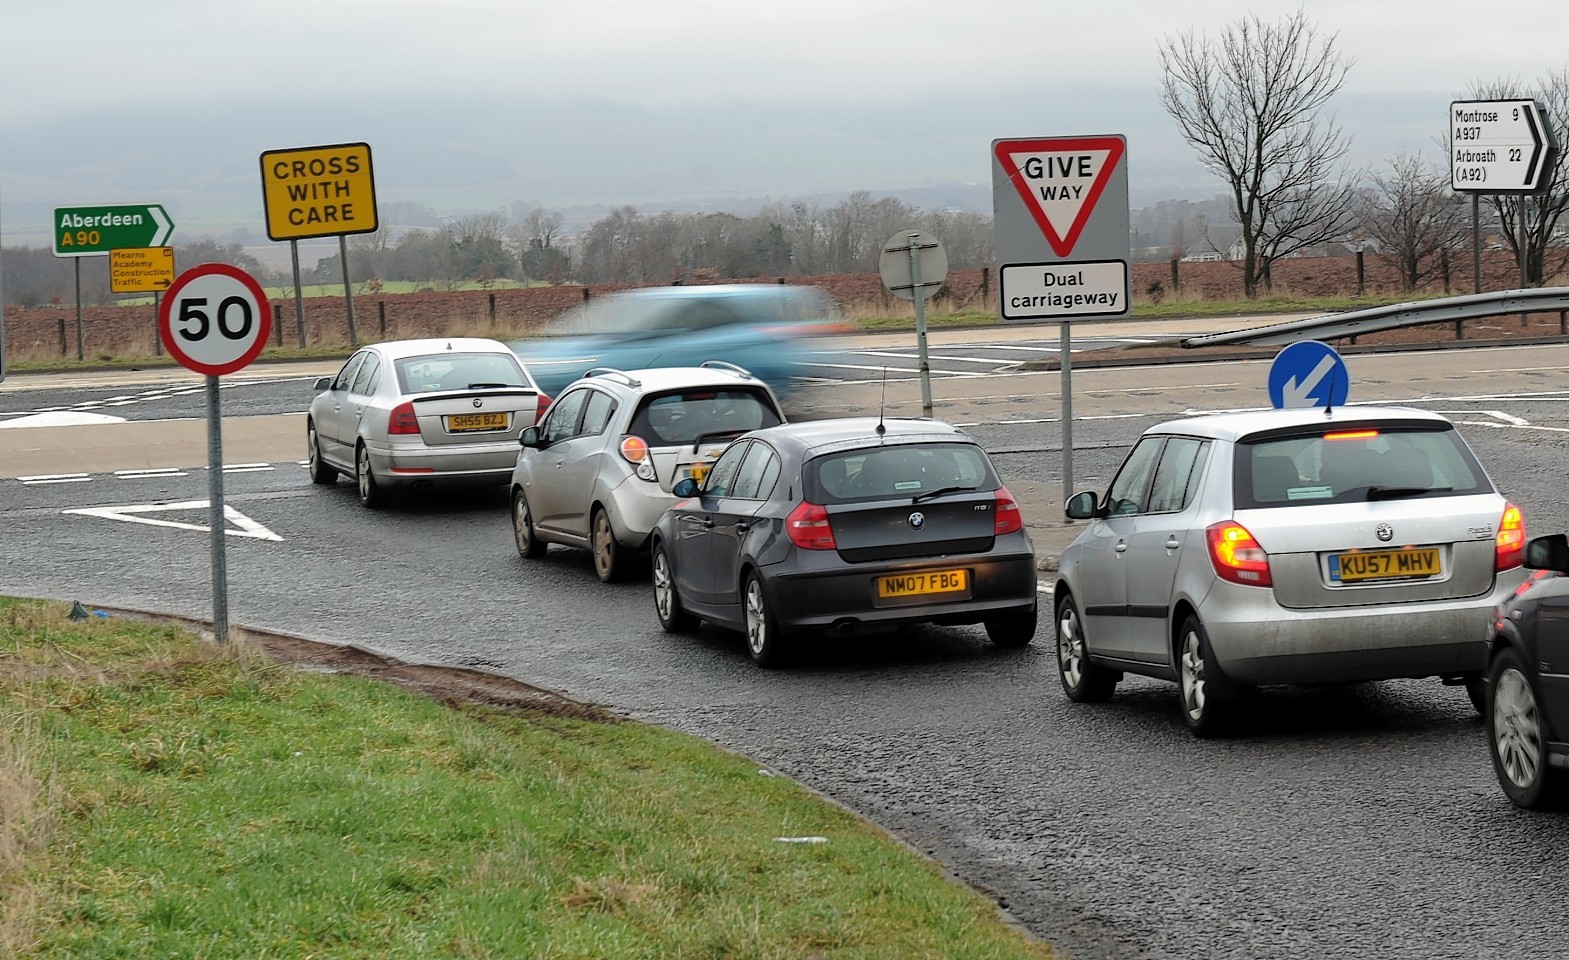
912, 485, 980, 503
1366, 485, 1452, 501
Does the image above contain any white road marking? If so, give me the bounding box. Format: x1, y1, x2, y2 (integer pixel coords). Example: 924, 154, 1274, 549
114, 468, 189, 479
0, 411, 128, 428
19, 473, 91, 484
63, 500, 284, 541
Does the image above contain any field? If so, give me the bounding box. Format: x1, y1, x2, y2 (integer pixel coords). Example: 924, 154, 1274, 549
0, 252, 1544, 368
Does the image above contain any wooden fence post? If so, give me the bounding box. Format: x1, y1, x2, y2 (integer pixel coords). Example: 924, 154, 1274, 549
1170, 258, 1180, 294
378, 300, 386, 336
1355, 251, 1365, 296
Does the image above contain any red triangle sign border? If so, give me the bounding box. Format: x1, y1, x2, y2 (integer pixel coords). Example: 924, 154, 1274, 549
994, 137, 1126, 258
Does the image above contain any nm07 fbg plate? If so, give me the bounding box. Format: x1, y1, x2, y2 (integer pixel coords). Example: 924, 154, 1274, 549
876, 569, 970, 600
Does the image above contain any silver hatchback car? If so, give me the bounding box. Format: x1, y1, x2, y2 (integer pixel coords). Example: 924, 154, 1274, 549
307, 337, 547, 508
1054, 405, 1529, 735
510, 362, 785, 582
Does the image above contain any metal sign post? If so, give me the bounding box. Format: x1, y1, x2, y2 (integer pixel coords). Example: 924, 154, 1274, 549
157, 263, 273, 643
877, 231, 948, 419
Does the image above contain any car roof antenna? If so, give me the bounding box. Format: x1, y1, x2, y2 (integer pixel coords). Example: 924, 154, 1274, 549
877, 366, 888, 438
1324, 366, 1337, 417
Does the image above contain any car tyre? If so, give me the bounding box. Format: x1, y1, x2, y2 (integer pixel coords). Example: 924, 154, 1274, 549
1055, 593, 1118, 702
591, 507, 627, 583
356, 442, 387, 509
652, 539, 695, 633
744, 572, 789, 667
1178, 614, 1230, 738
1487, 647, 1568, 810
512, 488, 546, 559
985, 605, 1038, 647
306, 420, 337, 485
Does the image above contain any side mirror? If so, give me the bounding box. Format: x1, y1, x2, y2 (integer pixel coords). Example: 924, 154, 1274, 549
519, 425, 541, 449
672, 477, 700, 498
314, 377, 333, 391
1065, 490, 1101, 520
1525, 533, 1569, 574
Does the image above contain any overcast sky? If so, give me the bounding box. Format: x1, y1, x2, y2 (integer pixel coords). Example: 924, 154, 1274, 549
4, 0, 1567, 240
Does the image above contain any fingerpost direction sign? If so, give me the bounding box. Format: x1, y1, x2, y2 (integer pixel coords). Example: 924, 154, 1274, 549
1450, 99, 1558, 194
991, 135, 1130, 322
53, 204, 175, 257
1268, 340, 1350, 410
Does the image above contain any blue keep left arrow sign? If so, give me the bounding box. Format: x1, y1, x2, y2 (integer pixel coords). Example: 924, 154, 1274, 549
1268, 340, 1349, 409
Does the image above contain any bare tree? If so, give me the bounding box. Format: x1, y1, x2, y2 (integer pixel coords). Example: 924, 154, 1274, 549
1158, 10, 1360, 297
1467, 70, 1569, 286
1358, 153, 1468, 292
509, 207, 568, 282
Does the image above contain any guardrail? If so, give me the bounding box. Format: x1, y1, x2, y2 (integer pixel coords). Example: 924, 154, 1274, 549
1182, 287, 1569, 347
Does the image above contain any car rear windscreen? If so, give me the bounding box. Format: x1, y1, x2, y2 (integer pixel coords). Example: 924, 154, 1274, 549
1236, 423, 1492, 508
629, 387, 782, 446
804, 442, 995, 504
395, 353, 532, 394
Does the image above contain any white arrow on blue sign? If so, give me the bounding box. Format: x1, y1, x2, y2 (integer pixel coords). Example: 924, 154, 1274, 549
1268, 340, 1349, 409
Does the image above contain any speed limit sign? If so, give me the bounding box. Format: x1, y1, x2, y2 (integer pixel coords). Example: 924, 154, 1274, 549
158, 263, 272, 376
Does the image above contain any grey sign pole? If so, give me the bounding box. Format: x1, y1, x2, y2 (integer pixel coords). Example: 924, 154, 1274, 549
205, 375, 230, 643
1060, 323, 1073, 501
290, 239, 307, 348
340, 234, 359, 347
908, 241, 933, 418
877, 230, 948, 419
0, 189, 7, 383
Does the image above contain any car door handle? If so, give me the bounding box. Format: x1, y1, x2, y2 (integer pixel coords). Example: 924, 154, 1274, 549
703, 518, 714, 527
1114, 543, 1128, 553
1165, 539, 1181, 549
735, 522, 749, 533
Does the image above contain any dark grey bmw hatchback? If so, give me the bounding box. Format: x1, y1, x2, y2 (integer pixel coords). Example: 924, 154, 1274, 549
648, 417, 1039, 666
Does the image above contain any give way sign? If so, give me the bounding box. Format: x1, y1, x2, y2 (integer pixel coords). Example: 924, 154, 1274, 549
993, 136, 1126, 258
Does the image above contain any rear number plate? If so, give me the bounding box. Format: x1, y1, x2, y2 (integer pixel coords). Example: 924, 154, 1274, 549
876, 569, 970, 600
1329, 547, 1441, 583
447, 412, 509, 432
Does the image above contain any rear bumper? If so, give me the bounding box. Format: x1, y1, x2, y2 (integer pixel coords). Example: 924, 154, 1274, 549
765, 548, 1038, 632
367, 439, 518, 487
1203, 569, 1529, 684
602, 475, 677, 548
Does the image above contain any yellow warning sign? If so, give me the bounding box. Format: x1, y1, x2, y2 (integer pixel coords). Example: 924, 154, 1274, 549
259, 142, 378, 242
110, 246, 175, 294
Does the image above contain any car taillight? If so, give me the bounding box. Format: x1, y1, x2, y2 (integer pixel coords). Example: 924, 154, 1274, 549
619, 435, 649, 463
1496, 502, 1526, 571
994, 485, 1024, 536
786, 501, 837, 550
620, 435, 657, 481
534, 391, 551, 424
388, 401, 420, 435
1206, 520, 1272, 587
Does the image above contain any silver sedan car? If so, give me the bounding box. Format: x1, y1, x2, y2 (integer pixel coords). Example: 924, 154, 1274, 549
1053, 405, 1530, 736
307, 337, 547, 508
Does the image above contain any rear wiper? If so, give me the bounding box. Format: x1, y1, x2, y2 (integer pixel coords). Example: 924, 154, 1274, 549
692, 429, 744, 452
1366, 485, 1451, 501
912, 485, 979, 503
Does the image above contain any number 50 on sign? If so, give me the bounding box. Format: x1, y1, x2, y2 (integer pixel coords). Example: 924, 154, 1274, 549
157, 264, 273, 376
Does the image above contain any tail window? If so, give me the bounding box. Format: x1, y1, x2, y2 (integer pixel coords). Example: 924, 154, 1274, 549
1237, 424, 1490, 507
805, 443, 992, 504
627, 387, 782, 447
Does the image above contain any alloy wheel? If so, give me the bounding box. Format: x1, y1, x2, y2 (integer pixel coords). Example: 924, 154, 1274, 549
1058, 604, 1085, 688
1493, 665, 1544, 790
745, 578, 767, 657
1180, 628, 1207, 723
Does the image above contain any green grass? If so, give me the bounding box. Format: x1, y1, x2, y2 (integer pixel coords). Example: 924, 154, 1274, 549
0, 598, 1056, 959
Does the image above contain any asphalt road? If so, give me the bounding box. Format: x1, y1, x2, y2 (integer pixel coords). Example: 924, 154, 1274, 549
3, 328, 1568, 959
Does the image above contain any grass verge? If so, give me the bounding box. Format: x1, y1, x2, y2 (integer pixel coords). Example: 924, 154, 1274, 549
0, 598, 1056, 959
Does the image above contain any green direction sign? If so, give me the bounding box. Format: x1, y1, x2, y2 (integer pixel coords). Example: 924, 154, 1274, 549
53, 204, 175, 257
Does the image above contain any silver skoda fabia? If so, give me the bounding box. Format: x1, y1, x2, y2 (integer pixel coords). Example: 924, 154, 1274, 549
1053, 405, 1529, 736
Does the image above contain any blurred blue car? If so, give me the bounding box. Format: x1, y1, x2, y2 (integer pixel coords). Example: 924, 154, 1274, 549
510, 284, 847, 397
